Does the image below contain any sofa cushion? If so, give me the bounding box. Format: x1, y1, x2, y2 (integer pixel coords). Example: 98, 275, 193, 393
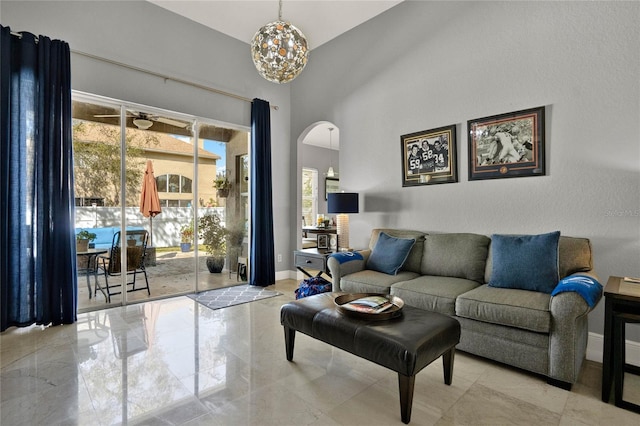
488, 231, 560, 293
456, 285, 552, 333
421, 233, 490, 283
367, 232, 416, 275
391, 275, 481, 316
485, 235, 591, 283
340, 270, 420, 294
369, 229, 426, 273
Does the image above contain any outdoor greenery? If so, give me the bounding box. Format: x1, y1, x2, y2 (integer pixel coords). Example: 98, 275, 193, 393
301, 168, 315, 226
198, 213, 246, 258
73, 121, 160, 206
179, 222, 194, 244
199, 213, 227, 256
213, 171, 231, 191
225, 216, 246, 256
76, 229, 97, 241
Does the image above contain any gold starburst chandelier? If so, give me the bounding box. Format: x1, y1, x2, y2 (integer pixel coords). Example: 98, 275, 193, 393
250, 0, 309, 84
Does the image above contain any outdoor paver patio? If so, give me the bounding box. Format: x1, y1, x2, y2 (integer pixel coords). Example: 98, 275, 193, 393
77, 250, 242, 312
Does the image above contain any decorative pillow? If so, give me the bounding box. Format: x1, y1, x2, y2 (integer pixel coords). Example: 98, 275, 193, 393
367, 232, 416, 275
488, 231, 560, 293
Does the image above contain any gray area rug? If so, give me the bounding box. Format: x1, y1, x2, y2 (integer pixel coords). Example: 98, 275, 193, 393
187, 284, 281, 310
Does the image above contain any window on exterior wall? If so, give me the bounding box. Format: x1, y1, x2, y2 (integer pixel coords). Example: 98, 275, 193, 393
302, 168, 318, 227
156, 174, 192, 194
162, 199, 191, 207
181, 177, 192, 193
75, 197, 105, 207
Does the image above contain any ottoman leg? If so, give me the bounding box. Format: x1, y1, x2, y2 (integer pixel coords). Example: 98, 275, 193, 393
284, 326, 296, 361
398, 373, 415, 424
442, 347, 455, 385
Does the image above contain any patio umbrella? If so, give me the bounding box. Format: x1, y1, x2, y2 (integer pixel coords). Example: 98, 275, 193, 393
139, 160, 162, 246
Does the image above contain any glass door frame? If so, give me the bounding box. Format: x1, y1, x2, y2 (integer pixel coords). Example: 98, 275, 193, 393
73, 90, 250, 309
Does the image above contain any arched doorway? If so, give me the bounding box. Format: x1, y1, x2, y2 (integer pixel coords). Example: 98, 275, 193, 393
297, 121, 339, 249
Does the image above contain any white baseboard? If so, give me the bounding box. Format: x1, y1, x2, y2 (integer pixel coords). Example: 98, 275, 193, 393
586, 332, 640, 366
275, 270, 295, 281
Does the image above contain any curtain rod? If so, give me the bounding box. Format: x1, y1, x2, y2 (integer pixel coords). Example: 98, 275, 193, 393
10, 30, 37, 43
9, 29, 277, 110
71, 49, 279, 110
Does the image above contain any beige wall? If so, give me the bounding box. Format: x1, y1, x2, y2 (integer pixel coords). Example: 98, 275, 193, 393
147, 152, 217, 207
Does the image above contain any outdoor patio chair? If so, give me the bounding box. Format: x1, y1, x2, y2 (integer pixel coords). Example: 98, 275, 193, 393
97, 230, 150, 303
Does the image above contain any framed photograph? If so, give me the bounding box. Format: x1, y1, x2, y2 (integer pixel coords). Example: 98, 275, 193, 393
401, 124, 457, 187
317, 234, 329, 249
468, 106, 545, 181
325, 177, 339, 200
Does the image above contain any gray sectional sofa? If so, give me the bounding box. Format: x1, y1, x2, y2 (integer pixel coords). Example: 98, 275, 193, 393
327, 228, 600, 389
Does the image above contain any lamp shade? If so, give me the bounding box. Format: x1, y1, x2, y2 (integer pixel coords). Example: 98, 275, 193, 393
133, 118, 153, 130
327, 192, 359, 214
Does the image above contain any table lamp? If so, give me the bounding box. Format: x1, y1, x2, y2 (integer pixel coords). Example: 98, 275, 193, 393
327, 192, 359, 251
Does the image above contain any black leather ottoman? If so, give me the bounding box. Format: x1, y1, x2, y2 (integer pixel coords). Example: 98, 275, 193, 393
280, 292, 461, 424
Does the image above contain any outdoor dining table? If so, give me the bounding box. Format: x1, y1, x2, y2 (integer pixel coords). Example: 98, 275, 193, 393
77, 248, 108, 300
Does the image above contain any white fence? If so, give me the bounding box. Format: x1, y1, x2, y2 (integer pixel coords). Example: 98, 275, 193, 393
75, 206, 225, 248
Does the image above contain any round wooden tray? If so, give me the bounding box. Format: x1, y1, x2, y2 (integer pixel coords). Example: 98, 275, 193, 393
334, 293, 404, 321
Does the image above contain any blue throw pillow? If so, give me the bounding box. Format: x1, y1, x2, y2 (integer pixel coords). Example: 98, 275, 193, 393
488, 231, 560, 293
367, 232, 416, 275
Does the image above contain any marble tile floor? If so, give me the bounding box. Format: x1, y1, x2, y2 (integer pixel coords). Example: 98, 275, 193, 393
2, 279, 639, 426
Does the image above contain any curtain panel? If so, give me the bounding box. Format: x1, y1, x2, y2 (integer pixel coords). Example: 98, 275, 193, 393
1, 26, 76, 331
249, 98, 275, 286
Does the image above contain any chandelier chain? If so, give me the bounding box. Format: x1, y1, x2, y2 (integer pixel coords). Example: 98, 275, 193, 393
278, 0, 282, 20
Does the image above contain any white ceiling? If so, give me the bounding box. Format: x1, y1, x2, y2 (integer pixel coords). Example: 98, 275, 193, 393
148, 1, 402, 149
148, 0, 403, 50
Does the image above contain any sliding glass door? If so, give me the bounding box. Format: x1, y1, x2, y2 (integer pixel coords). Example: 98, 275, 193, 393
72, 92, 250, 313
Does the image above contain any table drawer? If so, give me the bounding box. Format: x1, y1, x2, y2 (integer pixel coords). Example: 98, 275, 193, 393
295, 254, 325, 271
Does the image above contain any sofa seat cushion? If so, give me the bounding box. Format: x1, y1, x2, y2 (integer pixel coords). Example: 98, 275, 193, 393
456, 285, 551, 333
391, 275, 481, 316
340, 270, 419, 294
421, 233, 490, 283
455, 317, 549, 376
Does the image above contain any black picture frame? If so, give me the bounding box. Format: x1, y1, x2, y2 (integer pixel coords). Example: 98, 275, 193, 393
467, 106, 545, 181
401, 124, 457, 187
317, 234, 329, 249
325, 177, 339, 200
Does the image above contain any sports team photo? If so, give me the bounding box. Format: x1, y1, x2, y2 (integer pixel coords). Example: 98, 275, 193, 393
401, 124, 457, 187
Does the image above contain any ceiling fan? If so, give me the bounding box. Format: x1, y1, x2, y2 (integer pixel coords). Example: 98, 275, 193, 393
94, 110, 188, 130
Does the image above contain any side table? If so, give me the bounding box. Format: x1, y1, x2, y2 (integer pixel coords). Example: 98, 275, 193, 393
602, 276, 640, 413
77, 249, 108, 300
294, 248, 333, 278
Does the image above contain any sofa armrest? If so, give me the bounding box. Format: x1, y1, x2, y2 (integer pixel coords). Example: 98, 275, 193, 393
327, 249, 371, 291
548, 271, 601, 383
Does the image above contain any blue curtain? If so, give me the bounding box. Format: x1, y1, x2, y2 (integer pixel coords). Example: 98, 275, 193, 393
249, 98, 275, 286
1, 26, 76, 331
